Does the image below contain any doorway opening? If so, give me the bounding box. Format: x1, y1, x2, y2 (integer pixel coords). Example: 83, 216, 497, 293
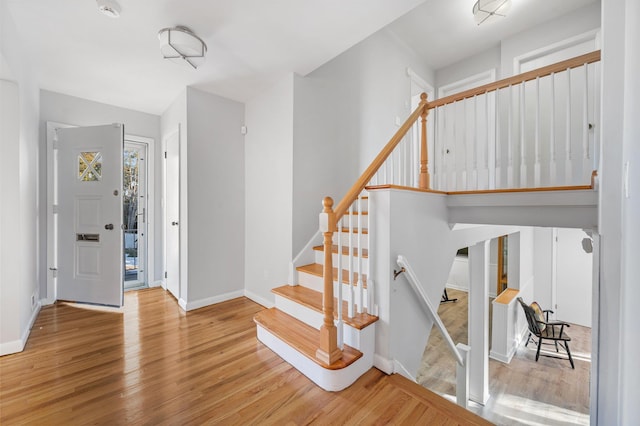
123, 139, 148, 290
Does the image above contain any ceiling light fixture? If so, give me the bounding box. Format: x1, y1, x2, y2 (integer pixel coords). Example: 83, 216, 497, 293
473, 0, 511, 25
96, 0, 121, 18
158, 26, 207, 70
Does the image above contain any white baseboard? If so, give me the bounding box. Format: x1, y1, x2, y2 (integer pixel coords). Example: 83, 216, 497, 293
393, 360, 416, 382
178, 298, 187, 311
445, 283, 468, 292
489, 348, 515, 364
40, 298, 56, 306
180, 290, 245, 312
0, 302, 41, 356
149, 280, 163, 288
373, 354, 395, 374
244, 290, 274, 308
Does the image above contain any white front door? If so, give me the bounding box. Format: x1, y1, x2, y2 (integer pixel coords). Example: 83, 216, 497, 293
56, 124, 124, 307
165, 129, 180, 299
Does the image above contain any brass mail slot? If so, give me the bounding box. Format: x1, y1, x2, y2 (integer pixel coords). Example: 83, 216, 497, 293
76, 233, 100, 242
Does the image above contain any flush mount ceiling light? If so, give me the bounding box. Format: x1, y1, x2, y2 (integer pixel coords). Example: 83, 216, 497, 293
158, 26, 207, 70
473, 0, 511, 25
96, 0, 121, 18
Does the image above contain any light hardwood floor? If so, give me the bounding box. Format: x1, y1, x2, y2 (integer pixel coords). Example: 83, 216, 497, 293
416, 288, 591, 426
0, 288, 490, 425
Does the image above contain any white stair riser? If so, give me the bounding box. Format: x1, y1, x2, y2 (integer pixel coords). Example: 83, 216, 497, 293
255, 324, 374, 392
333, 233, 369, 247
274, 294, 374, 352
314, 250, 369, 271
298, 271, 368, 295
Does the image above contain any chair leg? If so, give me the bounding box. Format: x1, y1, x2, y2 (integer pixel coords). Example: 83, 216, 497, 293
525, 332, 532, 348
565, 341, 575, 369
535, 338, 543, 362
555, 341, 559, 352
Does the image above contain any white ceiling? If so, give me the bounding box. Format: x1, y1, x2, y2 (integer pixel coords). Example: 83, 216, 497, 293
5, 0, 597, 116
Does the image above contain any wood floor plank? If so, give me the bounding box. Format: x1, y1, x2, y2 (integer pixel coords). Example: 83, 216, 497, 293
0, 287, 490, 425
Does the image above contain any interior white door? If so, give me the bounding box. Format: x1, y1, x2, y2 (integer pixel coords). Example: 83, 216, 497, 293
165, 130, 180, 299
56, 124, 124, 307
555, 228, 592, 327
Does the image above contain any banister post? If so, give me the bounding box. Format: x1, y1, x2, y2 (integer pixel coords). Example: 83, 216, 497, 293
316, 197, 342, 365
419, 93, 431, 190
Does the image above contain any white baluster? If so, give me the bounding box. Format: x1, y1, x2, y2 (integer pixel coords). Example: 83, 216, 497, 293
461, 100, 468, 190
507, 85, 514, 188
494, 89, 500, 189
534, 77, 541, 187
348, 204, 354, 318
565, 67, 573, 185
485, 91, 491, 190
582, 63, 590, 182
468, 95, 479, 189
337, 217, 344, 349
550, 72, 557, 186
357, 196, 363, 314
520, 82, 527, 187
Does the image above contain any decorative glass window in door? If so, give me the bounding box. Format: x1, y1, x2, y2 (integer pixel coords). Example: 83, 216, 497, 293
78, 151, 102, 181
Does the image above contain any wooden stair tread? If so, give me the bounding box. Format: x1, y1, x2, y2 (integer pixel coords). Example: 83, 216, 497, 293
297, 263, 367, 286
254, 308, 363, 370
312, 245, 368, 258
387, 374, 493, 425
343, 211, 368, 215
272, 285, 378, 330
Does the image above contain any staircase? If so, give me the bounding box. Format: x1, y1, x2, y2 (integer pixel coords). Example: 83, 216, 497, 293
253, 50, 601, 394
254, 194, 378, 391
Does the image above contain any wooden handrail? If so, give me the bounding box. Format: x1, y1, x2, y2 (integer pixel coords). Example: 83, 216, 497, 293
334, 95, 428, 220
427, 50, 601, 110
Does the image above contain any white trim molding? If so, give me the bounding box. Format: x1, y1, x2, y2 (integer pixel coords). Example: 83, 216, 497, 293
0, 302, 41, 356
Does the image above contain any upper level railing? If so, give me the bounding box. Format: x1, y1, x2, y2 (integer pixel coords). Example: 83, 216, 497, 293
314, 50, 601, 365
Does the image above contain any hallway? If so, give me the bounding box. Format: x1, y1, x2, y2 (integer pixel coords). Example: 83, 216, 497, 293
417, 288, 591, 425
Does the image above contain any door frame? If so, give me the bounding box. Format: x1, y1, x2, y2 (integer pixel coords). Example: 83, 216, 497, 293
123, 135, 156, 289
163, 127, 182, 301
46, 122, 156, 303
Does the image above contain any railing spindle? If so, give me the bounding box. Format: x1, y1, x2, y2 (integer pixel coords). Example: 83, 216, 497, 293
520, 82, 527, 187
550, 72, 557, 185
534, 77, 541, 187
357, 196, 363, 314
582, 63, 590, 181
495, 89, 501, 189
337, 217, 344, 349
565, 67, 573, 184
348, 204, 354, 318
473, 95, 478, 190
507, 85, 514, 188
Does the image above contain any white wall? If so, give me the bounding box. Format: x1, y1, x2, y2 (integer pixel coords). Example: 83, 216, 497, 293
185, 87, 245, 304
244, 75, 294, 307
500, 2, 601, 78
370, 187, 519, 375
0, 1, 41, 355
598, 0, 640, 424
39, 90, 163, 291
290, 28, 434, 254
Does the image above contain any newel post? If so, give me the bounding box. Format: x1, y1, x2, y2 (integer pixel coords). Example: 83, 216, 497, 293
316, 197, 342, 365
419, 92, 431, 189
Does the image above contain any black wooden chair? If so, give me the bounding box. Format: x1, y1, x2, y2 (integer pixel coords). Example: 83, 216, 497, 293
517, 297, 574, 369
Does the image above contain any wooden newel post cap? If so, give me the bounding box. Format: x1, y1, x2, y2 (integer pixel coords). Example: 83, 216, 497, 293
323, 197, 334, 213
420, 92, 428, 102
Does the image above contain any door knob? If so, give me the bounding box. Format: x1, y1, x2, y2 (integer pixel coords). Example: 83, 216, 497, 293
105, 223, 114, 230
171, 221, 179, 226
